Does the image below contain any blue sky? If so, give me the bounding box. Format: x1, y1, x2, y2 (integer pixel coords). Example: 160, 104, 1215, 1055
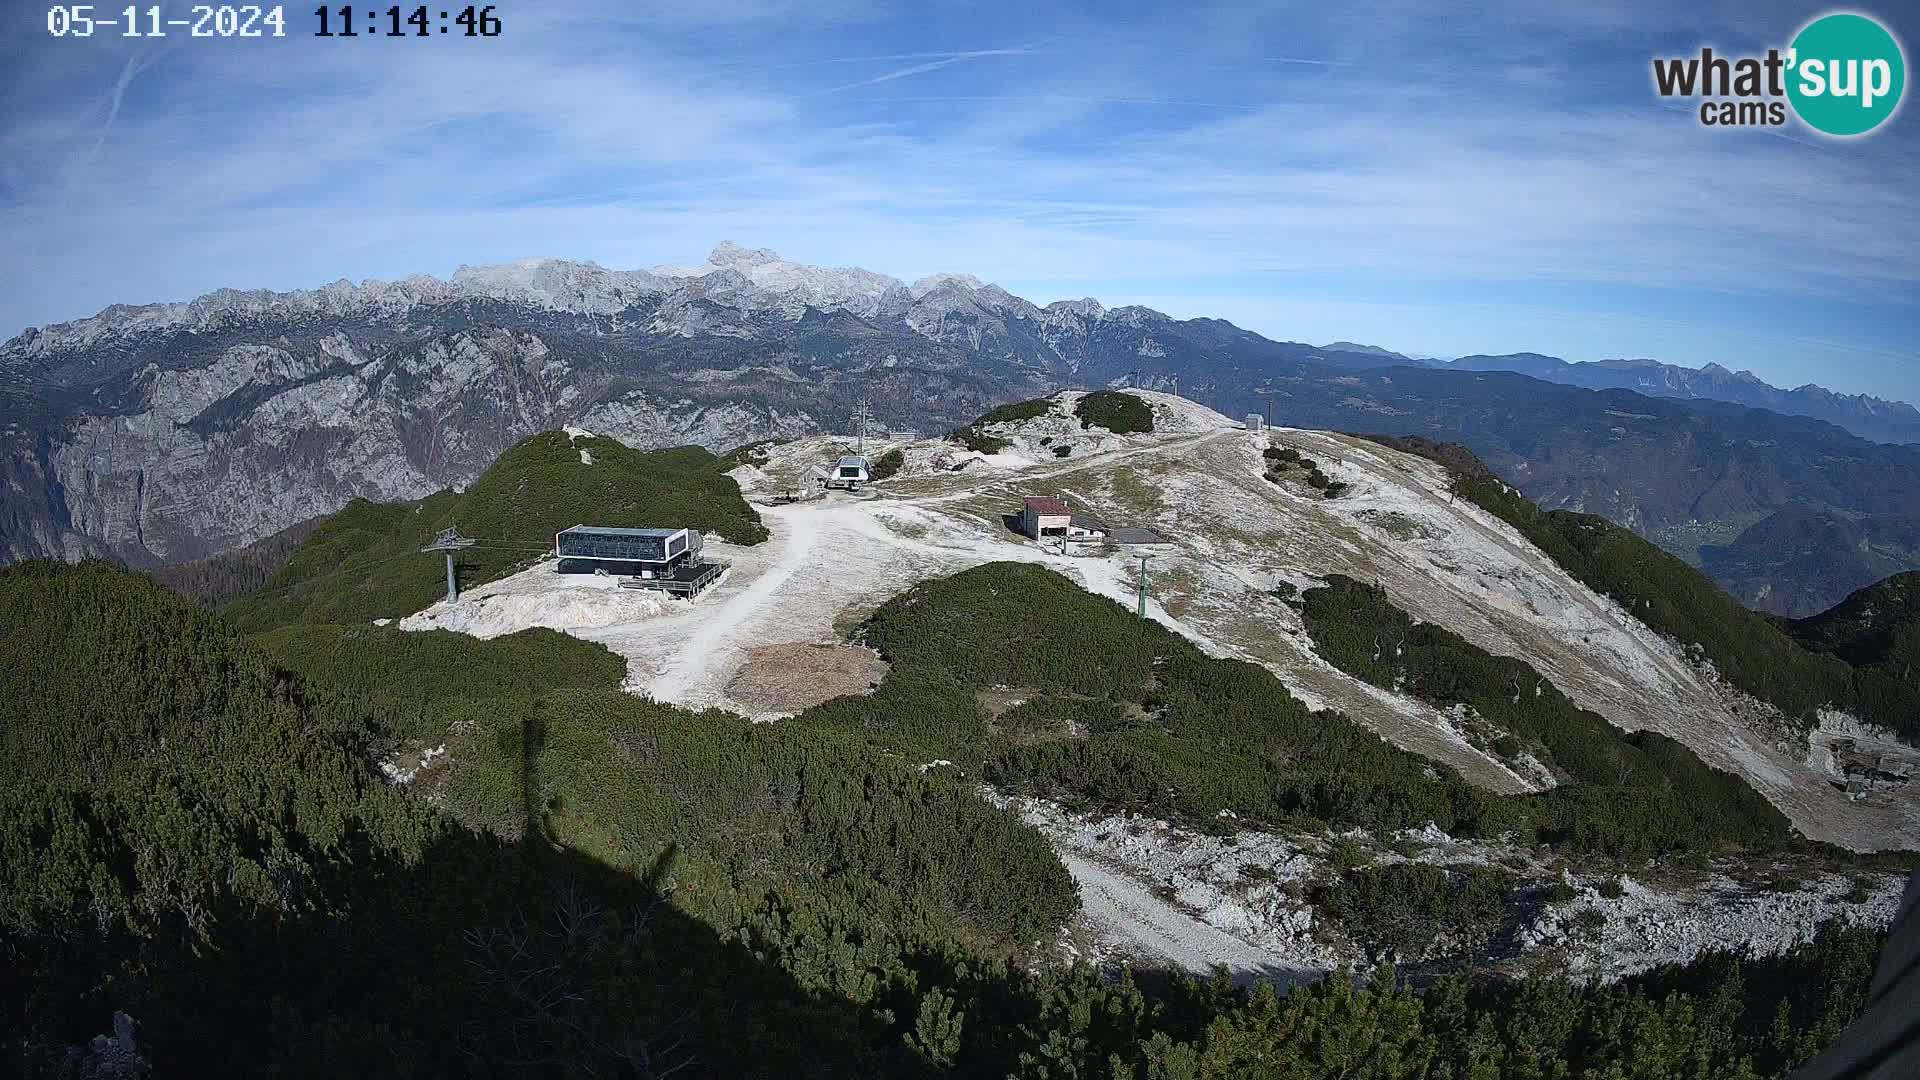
3, 0, 1918, 400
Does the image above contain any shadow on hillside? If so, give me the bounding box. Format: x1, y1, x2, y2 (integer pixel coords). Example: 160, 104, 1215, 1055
106, 824, 888, 1078
64, 721, 909, 1079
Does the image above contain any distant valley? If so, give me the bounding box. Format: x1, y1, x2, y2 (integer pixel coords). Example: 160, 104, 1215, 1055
4, 242, 1917, 616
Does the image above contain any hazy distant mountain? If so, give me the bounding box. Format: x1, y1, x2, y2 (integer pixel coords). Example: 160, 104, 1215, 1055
8, 242, 1920, 616
1448, 353, 1920, 445
1700, 508, 1920, 619
1319, 341, 1411, 361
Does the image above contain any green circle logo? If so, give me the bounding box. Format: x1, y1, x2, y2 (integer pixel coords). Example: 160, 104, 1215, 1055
1787, 12, 1906, 136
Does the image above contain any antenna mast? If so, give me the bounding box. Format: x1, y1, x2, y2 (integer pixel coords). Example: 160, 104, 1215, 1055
852, 397, 872, 454
1136, 554, 1154, 618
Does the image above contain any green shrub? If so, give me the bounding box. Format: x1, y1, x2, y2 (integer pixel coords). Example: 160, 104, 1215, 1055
974, 398, 1054, 425
870, 448, 905, 481
1597, 876, 1627, 899
1074, 391, 1154, 434
1316, 863, 1515, 959
953, 428, 1011, 454
1848, 876, 1875, 904
1052, 445, 1073, 458
1543, 879, 1577, 904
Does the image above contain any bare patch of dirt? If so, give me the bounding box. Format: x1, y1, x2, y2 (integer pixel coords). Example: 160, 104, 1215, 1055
976, 686, 1040, 719
725, 642, 889, 715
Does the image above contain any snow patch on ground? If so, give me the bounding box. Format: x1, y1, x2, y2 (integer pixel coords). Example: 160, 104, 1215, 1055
379, 743, 447, 784
399, 562, 678, 640
1518, 872, 1905, 983
563, 424, 594, 441
578, 448, 594, 465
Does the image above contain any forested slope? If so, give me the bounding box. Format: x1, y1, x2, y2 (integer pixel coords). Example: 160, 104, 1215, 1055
1, 559, 1906, 1077
222, 430, 767, 632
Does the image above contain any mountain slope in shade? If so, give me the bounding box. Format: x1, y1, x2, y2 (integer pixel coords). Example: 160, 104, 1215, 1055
1790, 571, 1920, 672
1449, 353, 1920, 446
1701, 510, 1920, 619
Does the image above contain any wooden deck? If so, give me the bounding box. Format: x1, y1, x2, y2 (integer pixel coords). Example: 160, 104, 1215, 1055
619, 559, 728, 598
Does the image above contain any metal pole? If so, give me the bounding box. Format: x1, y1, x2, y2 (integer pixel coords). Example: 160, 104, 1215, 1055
1137, 555, 1152, 618
422, 526, 476, 604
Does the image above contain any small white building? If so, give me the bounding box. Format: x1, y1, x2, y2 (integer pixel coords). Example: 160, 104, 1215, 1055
1247, 414, 1265, 432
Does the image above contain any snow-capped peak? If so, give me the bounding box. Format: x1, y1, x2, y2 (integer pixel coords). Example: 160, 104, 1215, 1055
910, 272, 988, 296
6, 243, 1137, 357
648, 243, 907, 318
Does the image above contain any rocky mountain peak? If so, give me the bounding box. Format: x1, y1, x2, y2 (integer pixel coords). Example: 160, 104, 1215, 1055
706, 241, 783, 268
1047, 297, 1106, 320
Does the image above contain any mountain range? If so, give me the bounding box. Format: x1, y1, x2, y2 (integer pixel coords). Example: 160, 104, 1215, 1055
4, 241, 1917, 617
1436, 353, 1920, 446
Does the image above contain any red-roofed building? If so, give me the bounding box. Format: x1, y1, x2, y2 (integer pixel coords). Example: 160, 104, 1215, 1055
1020, 496, 1071, 539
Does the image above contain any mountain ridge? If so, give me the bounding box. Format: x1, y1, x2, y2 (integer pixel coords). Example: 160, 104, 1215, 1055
8, 243, 1920, 619
1447, 352, 1920, 445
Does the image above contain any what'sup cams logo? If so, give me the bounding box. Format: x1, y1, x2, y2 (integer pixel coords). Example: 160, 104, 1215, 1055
1653, 11, 1906, 136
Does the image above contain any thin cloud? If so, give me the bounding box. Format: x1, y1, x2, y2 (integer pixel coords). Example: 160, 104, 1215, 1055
807, 47, 1035, 95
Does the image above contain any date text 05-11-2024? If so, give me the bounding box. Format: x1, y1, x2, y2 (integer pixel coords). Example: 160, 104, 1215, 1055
45, 5, 501, 37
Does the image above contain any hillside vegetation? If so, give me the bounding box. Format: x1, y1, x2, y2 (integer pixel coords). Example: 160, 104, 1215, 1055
1787, 572, 1920, 734
948, 396, 1054, 453
1301, 575, 1796, 857
252, 622, 627, 740
1074, 389, 1154, 433
794, 562, 1826, 861
796, 561, 1482, 835
148, 516, 324, 606
1361, 435, 1910, 743
1, 558, 1900, 1077
222, 431, 767, 631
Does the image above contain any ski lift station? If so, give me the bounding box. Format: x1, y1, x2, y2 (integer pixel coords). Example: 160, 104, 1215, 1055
827, 455, 870, 491
553, 525, 725, 597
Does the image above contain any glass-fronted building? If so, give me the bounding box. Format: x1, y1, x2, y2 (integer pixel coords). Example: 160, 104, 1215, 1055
554, 525, 702, 574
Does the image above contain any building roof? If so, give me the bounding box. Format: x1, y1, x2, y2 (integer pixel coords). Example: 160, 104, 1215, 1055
1070, 513, 1108, 533
1023, 496, 1069, 515
558, 525, 685, 538
837, 456, 870, 469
